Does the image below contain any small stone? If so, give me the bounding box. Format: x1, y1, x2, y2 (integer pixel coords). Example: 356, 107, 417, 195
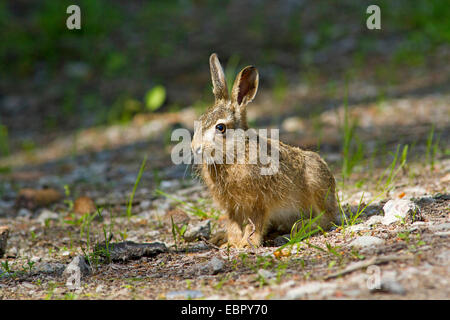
116, 288, 129, 296
347, 224, 367, 233
349, 236, 385, 248
343, 289, 362, 297
95, 285, 104, 293
209, 257, 225, 274
189, 242, 209, 252
183, 220, 211, 242
278, 280, 296, 290
414, 197, 435, 206
0, 226, 9, 258
382, 199, 421, 225
429, 223, 450, 232
94, 241, 168, 262
36, 209, 59, 225
365, 215, 384, 226
53, 287, 66, 295
285, 282, 337, 299
8, 246, 17, 258
35, 262, 66, 275
371, 279, 406, 295
436, 249, 450, 265
412, 221, 427, 227
166, 290, 203, 299
30, 256, 41, 263
63, 255, 91, 279
21, 282, 36, 290
199, 257, 224, 275
273, 234, 290, 247
17, 208, 32, 218
74, 288, 83, 295
257, 269, 275, 280
281, 117, 306, 133
363, 205, 383, 216
140, 200, 151, 210
146, 230, 160, 237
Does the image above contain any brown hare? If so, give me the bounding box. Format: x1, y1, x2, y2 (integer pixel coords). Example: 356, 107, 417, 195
191, 53, 339, 248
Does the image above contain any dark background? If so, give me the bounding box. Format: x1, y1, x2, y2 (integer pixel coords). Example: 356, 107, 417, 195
0, 0, 448, 167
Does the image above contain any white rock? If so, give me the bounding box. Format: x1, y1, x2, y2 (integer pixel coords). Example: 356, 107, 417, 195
382, 199, 420, 225
285, 282, 337, 299
349, 236, 385, 248
347, 224, 367, 233
365, 215, 384, 226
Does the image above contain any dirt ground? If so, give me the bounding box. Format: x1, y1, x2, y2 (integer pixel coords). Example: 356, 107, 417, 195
0, 69, 449, 299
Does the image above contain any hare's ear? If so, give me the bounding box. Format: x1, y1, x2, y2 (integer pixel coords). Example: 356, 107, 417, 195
231, 66, 259, 107
209, 53, 229, 101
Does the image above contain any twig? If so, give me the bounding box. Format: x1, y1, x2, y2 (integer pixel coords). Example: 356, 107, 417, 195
200, 236, 221, 251
247, 217, 256, 250
324, 254, 411, 280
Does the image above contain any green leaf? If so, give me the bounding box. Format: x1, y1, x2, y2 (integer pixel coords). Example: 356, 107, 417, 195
180, 224, 187, 236
145, 85, 166, 111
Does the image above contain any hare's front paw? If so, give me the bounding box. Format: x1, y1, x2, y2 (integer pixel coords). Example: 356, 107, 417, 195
239, 231, 263, 248
222, 234, 263, 249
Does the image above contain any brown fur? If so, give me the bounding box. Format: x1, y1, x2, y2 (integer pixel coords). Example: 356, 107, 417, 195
192, 53, 339, 248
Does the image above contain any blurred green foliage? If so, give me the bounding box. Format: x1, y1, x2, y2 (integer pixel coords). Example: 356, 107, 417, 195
0, 0, 448, 129
145, 85, 166, 112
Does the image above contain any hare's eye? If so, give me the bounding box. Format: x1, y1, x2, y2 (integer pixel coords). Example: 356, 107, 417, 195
215, 123, 226, 134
